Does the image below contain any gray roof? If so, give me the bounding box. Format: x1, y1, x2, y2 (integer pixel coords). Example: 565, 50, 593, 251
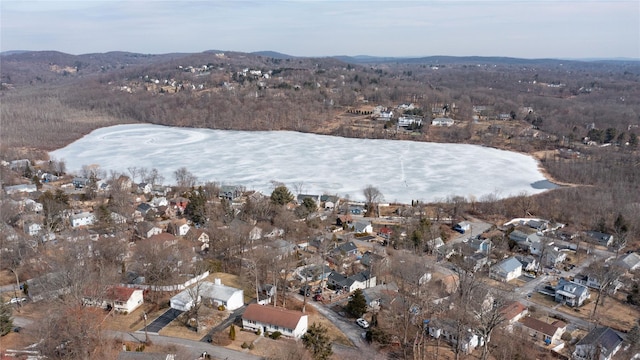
576, 326, 623, 357
354, 221, 372, 233
199, 281, 243, 302
556, 277, 589, 298
494, 257, 522, 274
618, 252, 640, 270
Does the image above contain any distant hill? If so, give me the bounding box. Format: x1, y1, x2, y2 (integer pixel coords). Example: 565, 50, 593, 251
250, 51, 295, 59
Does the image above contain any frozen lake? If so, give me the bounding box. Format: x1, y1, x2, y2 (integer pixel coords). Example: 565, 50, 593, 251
50, 124, 555, 204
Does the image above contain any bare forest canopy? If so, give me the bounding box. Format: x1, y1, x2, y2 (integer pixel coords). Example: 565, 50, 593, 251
1, 50, 640, 234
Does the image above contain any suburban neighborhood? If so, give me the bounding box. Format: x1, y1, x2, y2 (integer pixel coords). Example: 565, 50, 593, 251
1, 151, 639, 360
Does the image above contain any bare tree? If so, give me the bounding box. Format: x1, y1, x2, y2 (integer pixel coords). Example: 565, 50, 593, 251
363, 185, 383, 217
174, 166, 197, 191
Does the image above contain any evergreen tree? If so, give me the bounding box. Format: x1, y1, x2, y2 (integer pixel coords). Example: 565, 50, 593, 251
229, 324, 236, 340
186, 187, 207, 226
302, 323, 333, 360
346, 288, 367, 318
0, 301, 13, 336
270, 185, 293, 206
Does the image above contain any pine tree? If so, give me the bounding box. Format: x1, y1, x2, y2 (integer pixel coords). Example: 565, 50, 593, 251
0, 301, 13, 336
229, 324, 236, 340
346, 288, 367, 318
302, 323, 333, 360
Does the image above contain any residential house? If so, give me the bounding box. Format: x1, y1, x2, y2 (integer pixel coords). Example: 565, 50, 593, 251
72, 177, 91, 188
137, 182, 152, 194
170, 288, 200, 312
4, 184, 37, 194
360, 251, 387, 269
327, 270, 377, 292
136, 221, 163, 239
199, 279, 244, 310
83, 286, 144, 314
573, 326, 623, 360
617, 252, 640, 271
519, 316, 566, 345
110, 212, 128, 224
70, 212, 96, 228
490, 257, 522, 282
266, 239, 297, 260
377, 227, 393, 240
426, 318, 483, 354
467, 238, 492, 254
23, 221, 42, 236
296, 194, 321, 206
354, 220, 373, 234
333, 241, 358, 257
555, 278, 590, 307
187, 229, 210, 251
320, 195, 340, 210
544, 247, 567, 267
427, 237, 445, 251
431, 117, 455, 127
148, 233, 177, 247
500, 301, 528, 328
397, 115, 423, 128
220, 185, 243, 201
23, 198, 43, 213
363, 283, 399, 309
135, 203, 154, 218
516, 255, 539, 272
170, 218, 190, 237
26, 271, 72, 302
150, 196, 168, 207
257, 284, 276, 305
509, 227, 543, 254
242, 303, 308, 339
585, 231, 614, 247
465, 253, 489, 272
574, 273, 622, 294
336, 214, 353, 227
170, 197, 189, 213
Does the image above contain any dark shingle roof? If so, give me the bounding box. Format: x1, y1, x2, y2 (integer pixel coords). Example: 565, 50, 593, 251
576, 326, 623, 357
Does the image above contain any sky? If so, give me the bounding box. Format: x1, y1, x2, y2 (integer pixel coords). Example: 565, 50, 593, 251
1, 0, 639, 59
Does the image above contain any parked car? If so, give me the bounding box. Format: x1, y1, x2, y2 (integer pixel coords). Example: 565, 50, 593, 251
299, 285, 311, 297
8, 297, 26, 304
356, 318, 370, 329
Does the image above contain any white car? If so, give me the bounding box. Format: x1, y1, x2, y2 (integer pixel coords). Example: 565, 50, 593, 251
356, 318, 370, 329
8, 297, 26, 304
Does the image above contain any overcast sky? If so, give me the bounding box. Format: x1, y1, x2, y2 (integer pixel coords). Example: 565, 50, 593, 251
2, 0, 639, 59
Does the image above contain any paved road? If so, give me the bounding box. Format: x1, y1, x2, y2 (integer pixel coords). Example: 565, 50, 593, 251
107, 330, 262, 360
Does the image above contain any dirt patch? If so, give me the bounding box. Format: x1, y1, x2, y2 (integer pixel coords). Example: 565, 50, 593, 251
555, 296, 640, 332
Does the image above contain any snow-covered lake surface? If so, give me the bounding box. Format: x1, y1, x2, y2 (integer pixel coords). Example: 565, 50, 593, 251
49, 124, 556, 204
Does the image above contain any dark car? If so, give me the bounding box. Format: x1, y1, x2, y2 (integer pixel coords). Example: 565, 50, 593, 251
299, 285, 311, 297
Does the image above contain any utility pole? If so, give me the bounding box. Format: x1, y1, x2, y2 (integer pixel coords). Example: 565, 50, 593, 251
143, 312, 149, 344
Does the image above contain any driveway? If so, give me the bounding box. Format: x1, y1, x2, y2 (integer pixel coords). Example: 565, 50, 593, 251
142, 308, 183, 333
294, 294, 387, 360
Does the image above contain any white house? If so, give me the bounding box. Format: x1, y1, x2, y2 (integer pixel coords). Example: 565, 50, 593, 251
555, 278, 590, 307
573, 326, 623, 360
426, 318, 483, 354
23, 199, 43, 213
23, 221, 42, 236
199, 279, 244, 310
242, 303, 308, 339
170, 288, 201, 312
84, 286, 144, 314
354, 220, 373, 234
519, 316, 566, 346
490, 257, 522, 282
170, 219, 190, 237
327, 270, 377, 293
70, 212, 96, 228
431, 117, 455, 127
